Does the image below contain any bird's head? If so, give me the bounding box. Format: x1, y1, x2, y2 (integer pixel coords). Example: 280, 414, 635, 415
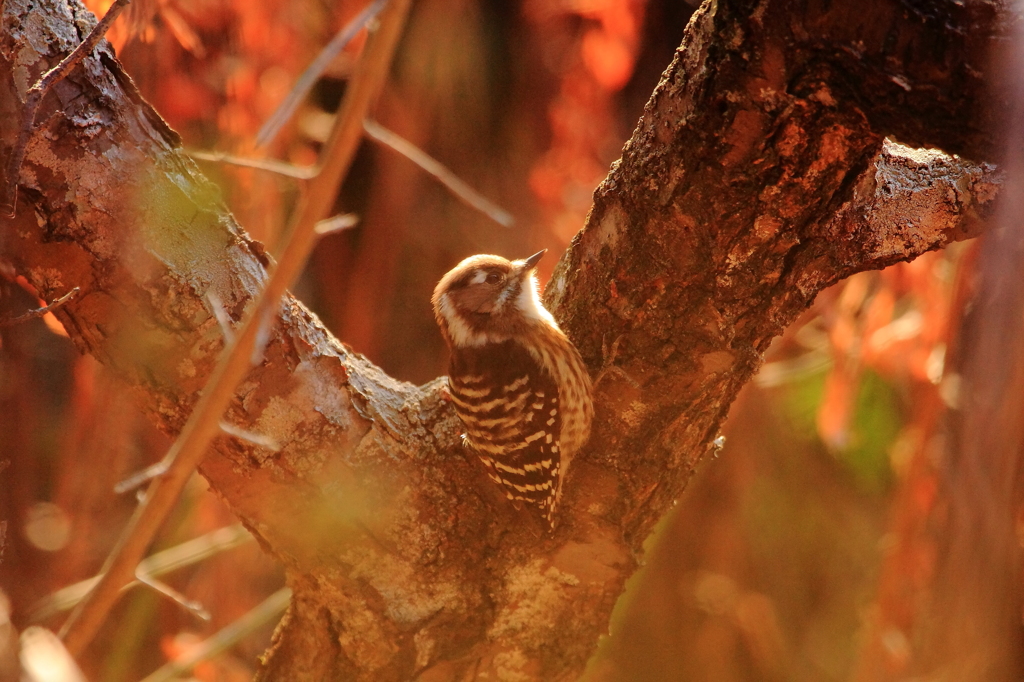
432, 250, 554, 347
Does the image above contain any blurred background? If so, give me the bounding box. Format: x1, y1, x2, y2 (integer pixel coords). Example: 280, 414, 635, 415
0, 0, 997, 679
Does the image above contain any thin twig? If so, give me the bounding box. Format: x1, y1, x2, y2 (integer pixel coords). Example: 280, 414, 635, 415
134, 573, 211, 621
250, 305, 277, 367
112, 462, 166, 495
28, 525, 251, 623
58, 0, 412, 657
206, 291, 235, 344
0, 287, 79, 328
364, 119, 515, 227
315, 212, 360, 235
187, 149, 317, 179
1, 0, 132, 216
138, 588, 292, 682
197, 120, 517, 229
218, 421, 281, 451
255, 0, 388, 148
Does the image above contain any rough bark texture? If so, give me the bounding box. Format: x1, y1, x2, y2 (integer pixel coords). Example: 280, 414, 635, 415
0, 0, 1006, 680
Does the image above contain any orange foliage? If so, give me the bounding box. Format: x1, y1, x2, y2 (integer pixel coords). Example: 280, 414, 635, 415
161, 631, 251, 681
816, 247, 974, 681
523, 0, 647, 244
816, 251, 954, 450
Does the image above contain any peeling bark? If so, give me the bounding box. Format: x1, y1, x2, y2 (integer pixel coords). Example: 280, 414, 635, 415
0, 0, 1006, 679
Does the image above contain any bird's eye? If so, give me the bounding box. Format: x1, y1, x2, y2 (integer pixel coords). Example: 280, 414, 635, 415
485, 272, 502, 285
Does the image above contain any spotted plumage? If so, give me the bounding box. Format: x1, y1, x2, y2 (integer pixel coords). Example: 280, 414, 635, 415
432, 250, 593, 528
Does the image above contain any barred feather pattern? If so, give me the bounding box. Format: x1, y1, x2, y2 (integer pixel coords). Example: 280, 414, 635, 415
432, 251, 593, 528
448, 331, 592, 526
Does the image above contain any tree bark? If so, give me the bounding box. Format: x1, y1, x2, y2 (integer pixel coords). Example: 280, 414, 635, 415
0, 0, 1006, 679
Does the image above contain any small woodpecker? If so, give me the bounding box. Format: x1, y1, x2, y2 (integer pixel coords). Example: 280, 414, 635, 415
432, 250, 593, 528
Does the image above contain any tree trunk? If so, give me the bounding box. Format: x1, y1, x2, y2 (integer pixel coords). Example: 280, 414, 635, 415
0, 0, 1005, 679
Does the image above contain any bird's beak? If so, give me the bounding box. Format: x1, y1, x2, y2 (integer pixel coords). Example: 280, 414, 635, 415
521, 249, 546, 271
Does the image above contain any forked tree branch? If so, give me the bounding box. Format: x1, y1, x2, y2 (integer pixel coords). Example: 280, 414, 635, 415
0, 0, 1005, 679
56, 0, 411, 656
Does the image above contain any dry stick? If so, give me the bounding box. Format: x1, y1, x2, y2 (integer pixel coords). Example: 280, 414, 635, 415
205, 291, 236, 344
363, 119, 515, 227
29, 525, 251, 623
138, 588, 292, 682
133, 574, 210, 621
113, 420, 281, 495
0, 287, 79, 328
187, 149, 317, 179
58, 0, 411, 657
216, 421, 281, 452
0, 0, 132, 216
112, 462, 167, 495
315, 212, 360, 235
194, 125, 516, 228
256, 0, 388, 148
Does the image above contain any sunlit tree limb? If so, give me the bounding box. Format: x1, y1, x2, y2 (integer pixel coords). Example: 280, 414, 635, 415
0, 0, 1005, 679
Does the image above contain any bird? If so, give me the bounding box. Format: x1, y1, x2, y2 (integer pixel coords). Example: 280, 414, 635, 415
432, 249, 593, 528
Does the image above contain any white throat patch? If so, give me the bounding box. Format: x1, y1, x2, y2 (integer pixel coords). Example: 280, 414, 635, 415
516, 273, 556, 326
